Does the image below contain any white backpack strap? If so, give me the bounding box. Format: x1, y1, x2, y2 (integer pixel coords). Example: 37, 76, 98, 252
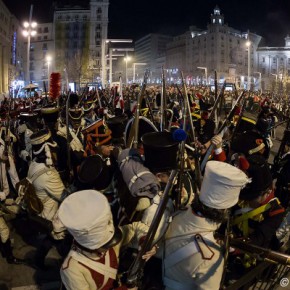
128, 171, 151, 190
29, 167, 53, 183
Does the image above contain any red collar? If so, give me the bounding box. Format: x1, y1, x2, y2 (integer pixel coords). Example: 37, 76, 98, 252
261, 190, 275, 205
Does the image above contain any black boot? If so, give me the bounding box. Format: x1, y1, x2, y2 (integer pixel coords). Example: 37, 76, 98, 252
2, 239, 26, 265
34, 235, 53, 270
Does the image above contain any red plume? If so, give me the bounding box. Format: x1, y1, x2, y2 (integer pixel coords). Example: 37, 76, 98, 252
50, 72, 61, 100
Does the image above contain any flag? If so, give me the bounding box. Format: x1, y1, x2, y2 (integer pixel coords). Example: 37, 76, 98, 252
115, 76, 124, 111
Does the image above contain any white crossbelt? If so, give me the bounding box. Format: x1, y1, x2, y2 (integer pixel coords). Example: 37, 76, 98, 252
70, 250, 117, 288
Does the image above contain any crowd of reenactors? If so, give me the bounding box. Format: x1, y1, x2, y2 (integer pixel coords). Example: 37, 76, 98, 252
0, 78, 290, 290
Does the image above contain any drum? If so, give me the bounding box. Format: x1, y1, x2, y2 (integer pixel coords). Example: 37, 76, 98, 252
106, 114, 128, 139
78, 154, 112, 190
82, 119, 112, 144
141, 131, 179, 172
124, 116, 158, 147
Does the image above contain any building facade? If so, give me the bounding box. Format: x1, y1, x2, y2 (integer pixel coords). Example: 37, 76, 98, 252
134, 33, 173, 83
0, 0, 25, 95
29, 23, 54, 88
2, 3, 290, 93
53, 0, 109, 90
166, 6, 262, 88
257, 36, 290, 92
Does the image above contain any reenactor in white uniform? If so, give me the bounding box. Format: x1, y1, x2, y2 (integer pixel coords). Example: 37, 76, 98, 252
162, 161, 249, 290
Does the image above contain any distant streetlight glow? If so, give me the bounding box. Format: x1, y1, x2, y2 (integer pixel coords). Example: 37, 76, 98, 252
124, 56, 132, 85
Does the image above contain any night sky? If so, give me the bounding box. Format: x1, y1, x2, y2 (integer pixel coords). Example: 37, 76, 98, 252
3, 0, 290, 46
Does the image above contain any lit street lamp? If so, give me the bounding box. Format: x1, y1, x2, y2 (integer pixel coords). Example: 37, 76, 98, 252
124, 56, 132, 85
197, 66, 208, 85
246, 40, 251, 91
22, 5, 37, 84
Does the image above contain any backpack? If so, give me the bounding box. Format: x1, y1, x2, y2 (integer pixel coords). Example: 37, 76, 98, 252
16, 167, 53, 215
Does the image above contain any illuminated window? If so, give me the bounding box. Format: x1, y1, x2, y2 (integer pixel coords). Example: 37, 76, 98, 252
214, 9, 220, 15
219, 19, 222, 24
213, 19, 216, 24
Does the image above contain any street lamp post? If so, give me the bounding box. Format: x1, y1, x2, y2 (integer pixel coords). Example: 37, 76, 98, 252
246, 40, 251, 91
271, 73, 278, 92
133, 63, 147, 83
124, 56, 132, 85
46, 55, 52, 89
197, 66, 208, 85
108, 48, 125, 85
101, 39, 133, 87
254, 72, 262, 92
22, 5, 37, 84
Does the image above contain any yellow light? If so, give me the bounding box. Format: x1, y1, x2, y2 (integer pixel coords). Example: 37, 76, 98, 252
31, 22, 37, 28
23, 22, 29, 28
246, 41, 251, 47
46, 55, 52, 62
22, 30, 29, 37
30, 30, 37, 36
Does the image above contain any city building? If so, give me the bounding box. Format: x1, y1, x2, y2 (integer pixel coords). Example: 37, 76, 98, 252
0, 0, 25, 95
134, 33, 173, 83
29, 23, 54, 89
166, 6, 262, 88
53, 0, 109, 90
2, 2, 290, 93
257, 36, 290, 92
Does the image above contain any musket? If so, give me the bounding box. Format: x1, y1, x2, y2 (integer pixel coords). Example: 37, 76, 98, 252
200, 90, 246, 172
230, 90, 247, 142
160, 67, 168, 131
3, 95, 12, 169
229, 238, 290, 266
127, 70, 150, 149
78, 84, 89, 106
209, 81, 226, 120
272, 116, 290, 173
181, 72, 202, 191
43, 80, 48, 107
95, 87, 102, 109
126, 169, 178, 288
220, 216, 232, 286
65, 93, 72, 181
